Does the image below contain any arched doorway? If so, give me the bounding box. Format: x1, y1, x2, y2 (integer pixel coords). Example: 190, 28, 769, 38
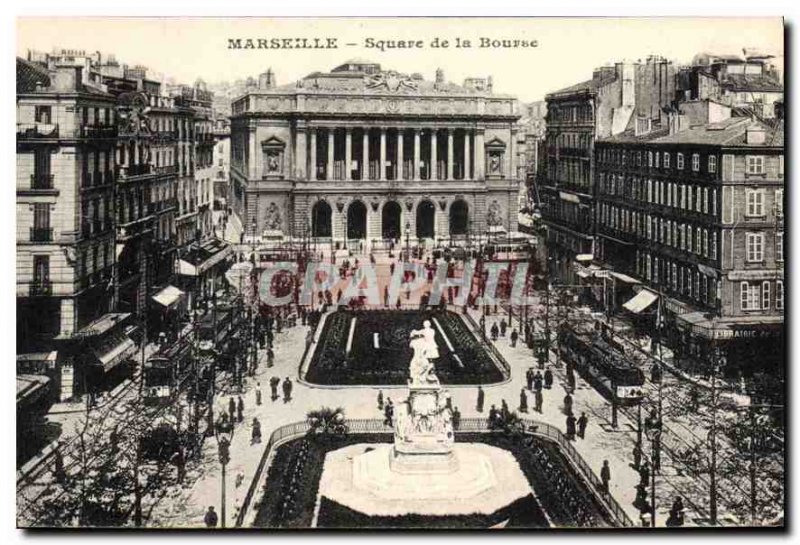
382, 201, 402, 240
347, 200, 367, 240
449, 200, 469, 235
311, 200, 332, 237
416, 200, 435, 239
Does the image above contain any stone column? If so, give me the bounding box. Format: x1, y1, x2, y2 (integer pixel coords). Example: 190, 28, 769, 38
397, 129, 404, 181
380, 128, 387, 181
295, 126, 307, 180
447, 128, 454, 180
430, 129, 438, 181
362, 129, 370, 181
475, 129, 485, 180
309, 129, 317, 181
463, 129, 471, 180
413, 128, 421, 180
327, 128, 335, 181
345, 128, 352, 181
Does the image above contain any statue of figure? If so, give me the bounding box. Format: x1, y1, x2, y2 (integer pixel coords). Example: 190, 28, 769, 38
267, 152, 280, 172
489, 153, 502, 173
265, 202, 282, 230
408, 321, 440, 386
487, 201, 503, 227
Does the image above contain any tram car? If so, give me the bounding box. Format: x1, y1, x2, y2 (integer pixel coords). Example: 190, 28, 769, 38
557, 324, 645, 406
143, 356, 176, 405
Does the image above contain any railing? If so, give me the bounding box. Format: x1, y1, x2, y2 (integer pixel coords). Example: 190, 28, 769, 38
77, 125, 118, 139
29, 174, 54, 190
236, 416, 634, 528
29, 281, 52, 297
155, 165, 178, 175
17, 123, 59, 139
30, 227, 53, 242
117, 164, 153, 178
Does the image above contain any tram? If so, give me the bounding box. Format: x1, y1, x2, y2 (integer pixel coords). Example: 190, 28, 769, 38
557, 323, 645, 406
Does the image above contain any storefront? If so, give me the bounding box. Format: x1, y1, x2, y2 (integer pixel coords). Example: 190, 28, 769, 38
176, 239, 233, 307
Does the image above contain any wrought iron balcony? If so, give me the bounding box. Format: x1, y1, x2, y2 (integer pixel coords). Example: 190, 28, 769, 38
30, 227, 53, 242
17, 123, 59, 139
29, 280, 52, 296
78, 124, 118, 139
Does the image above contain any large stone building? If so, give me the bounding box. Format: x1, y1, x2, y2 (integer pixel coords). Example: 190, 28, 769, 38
540, 57, 678, 283
230, 60, 522, 247
594, 101, 784, 375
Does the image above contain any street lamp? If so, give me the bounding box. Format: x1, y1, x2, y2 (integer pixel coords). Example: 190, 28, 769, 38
644, 414, 662, 527
214, 416, 234, 528
405, 221, 411, 263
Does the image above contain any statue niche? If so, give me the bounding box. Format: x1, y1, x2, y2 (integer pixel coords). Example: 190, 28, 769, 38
261, 136, 286, 179
484, 137, 506, 179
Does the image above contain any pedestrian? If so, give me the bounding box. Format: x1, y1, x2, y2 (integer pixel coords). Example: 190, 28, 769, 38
533, 370, 543, 392
53, 444, 66, 484
479, 315, 486, 337
204, 506, 218, 528
251, 417, 262, 444
282, 377, 292, 403
488, 404, 499, 428
563, 392, 573, 416
476, 385, 485, 412
510, 329, 518, 347
384, 398, 394, 426
577, 411, 588, 439
526, 368, 534, 390
566, 369, 576, 392
544, 367, 553, 389
237, 396, 244, 423
490, 323, 499, 341
519, 388, 528, 413
566, 414, 577, 440
228, 396, 236, 421
633, 443, 643, 470
269, 376, 280, 401
377, 390, 384, 410
639, 460, 650, 487
501, 398, 509, 417
600, 460, 611, 493
255, 382, 262, 406
500, 318, 507, 337
534, 388, 543, 413
666, 496, 685, 527
651, 362, 662, 384
267, 347, 274, 367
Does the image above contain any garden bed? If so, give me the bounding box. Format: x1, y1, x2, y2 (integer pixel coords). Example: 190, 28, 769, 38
304, 310, 505, 386
252, 431, 611, 529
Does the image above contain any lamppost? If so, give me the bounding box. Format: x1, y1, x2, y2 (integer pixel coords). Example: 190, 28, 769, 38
405, 221, 411, 263
644, 412, 662, 527
214, 417, 234, 528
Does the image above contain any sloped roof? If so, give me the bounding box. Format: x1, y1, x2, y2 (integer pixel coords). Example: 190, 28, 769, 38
721, 73, 783, 93
653, 118, 783, 147
17, 57, 51, 93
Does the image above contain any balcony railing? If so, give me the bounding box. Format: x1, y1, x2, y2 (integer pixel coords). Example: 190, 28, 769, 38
30, 227, 53, 242
117, 163, 153, 178
29, 281, 52, 297
17, 123, 59, 139
155, 165, 178, 176
29, 174, 54, 190
77, 124, 118, 139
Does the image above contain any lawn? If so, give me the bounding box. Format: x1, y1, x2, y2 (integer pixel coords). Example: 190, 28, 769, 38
304, 310, 506, 386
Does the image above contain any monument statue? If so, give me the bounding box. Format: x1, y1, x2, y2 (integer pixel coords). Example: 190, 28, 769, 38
408, 320, 440, 386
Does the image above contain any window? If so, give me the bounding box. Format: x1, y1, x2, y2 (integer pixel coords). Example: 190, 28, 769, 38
703, 229, 709, 257
34, 105, 52, 124
776, 232, 784, 262
696, 187, 702, 211
712, 189, 718, 216
779, 156, 784, 178
762, 282, 771, 310
677, 153, 685, 170
746, 232, 764, 262
775, 189, 784, 217
746, 189, 765, 217
776, 281, 784, 310
747, 155, 765, 175
648, 152, 653, 167
655, 152, 660, 168
695, 227, 702, 254
672, 264, 678, 289
711, 232, 718, 260
33, 255, 49, 285
686, 225, 692, 252
692, 153, 700, 172
703, 188, 709, 214
708, 155, 717, 173
663, 153, 670, 168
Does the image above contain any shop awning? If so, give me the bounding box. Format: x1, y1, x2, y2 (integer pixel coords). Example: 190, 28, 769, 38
623, 289, 659, 314
17, 374, 50, 407
575, 253, 594, 262
152, 285, 185, 307
90, 333, 137, 372
610, 271, 641, 284
55, 313, 131, 340
576, 270, 593, 279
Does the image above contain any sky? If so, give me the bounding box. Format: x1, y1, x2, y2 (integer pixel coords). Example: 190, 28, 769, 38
17, 17, 784, 102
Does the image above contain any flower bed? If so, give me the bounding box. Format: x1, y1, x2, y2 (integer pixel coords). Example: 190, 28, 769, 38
252, 431, 611, 528
305, 310, 505, 386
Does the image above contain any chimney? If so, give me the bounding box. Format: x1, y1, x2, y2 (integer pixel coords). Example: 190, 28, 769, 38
435, 68, 445, 85
487, 75, 493, 92
746, 126, 766, 145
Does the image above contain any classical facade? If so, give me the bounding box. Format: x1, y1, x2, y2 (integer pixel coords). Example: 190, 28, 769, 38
230, 60, 521, 247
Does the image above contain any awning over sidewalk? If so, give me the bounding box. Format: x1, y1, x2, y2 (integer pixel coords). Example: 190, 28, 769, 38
152, 285, 185, 308
90, 332, 137, 372
17, 374, 50, 407
177, 240, 233, 277
55, 313, 131, 340
623, 289, 659, 314
610, 271, 641, 284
